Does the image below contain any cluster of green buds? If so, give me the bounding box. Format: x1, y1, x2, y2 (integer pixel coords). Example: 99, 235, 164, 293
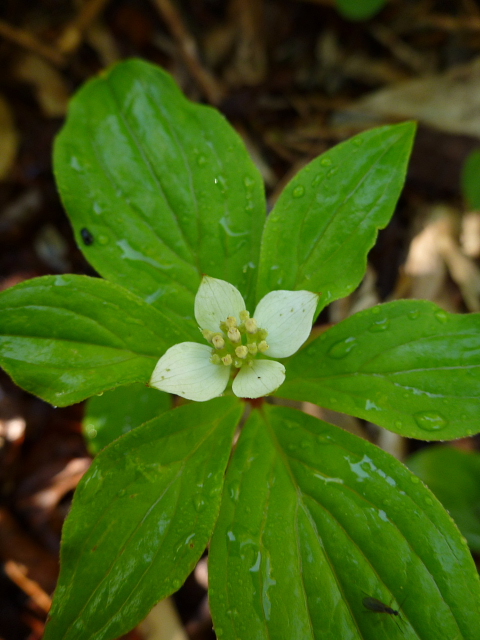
203, 310, 269, 369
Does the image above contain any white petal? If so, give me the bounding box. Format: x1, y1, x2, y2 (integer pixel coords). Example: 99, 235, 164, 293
253, 290, 319, 358
150, 342, 230, 402
194, 276, 246, 332
232, 360, 285, 399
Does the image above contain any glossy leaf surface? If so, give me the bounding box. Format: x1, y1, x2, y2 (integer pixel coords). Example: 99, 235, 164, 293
256, 122, 416, 311
45, 397, 242, 640
83, 383, 172, 454
209, 405, 480, 640
279, 300, 480, 440
0, 275, 195, 405
407, 446, 480, 552
54, 59, 265, 317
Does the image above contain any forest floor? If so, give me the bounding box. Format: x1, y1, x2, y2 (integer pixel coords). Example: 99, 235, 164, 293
1, 1, 480, 638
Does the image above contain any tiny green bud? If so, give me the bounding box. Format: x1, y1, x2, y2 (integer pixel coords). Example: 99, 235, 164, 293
258, 340, 269, 353
235, 345, 248, 359
212, 334, 225, 349
258, 328, 269, 340
210, 354, 221, 365
202, 329, 215, 342
245, 318, 258, 334
234, 359, 243, 368
228, 327, 241, 343
222, 354, 233, 366
247, 343, 258, 355
239, 310, 250, 322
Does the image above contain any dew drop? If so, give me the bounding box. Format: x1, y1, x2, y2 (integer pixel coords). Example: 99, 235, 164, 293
410, 475, 420, 484
197, 155, 207, 166
394, 420, 402, 429
97, 234, 109, 245
408, 310, 420, 320
320, 157, 332, 167
435, 310, 448, 323
193, 495, 206, 512
414, 411, 447, 432
328, 337, 357, 359
228, 480, 241, 502
244, 176, 255, 187
293, 185, 305, 198
353, 137, 363, 146
312, 175, 322, 186
425, 496, 433, 506
369, 318, 389, 332
371, 306, 380, 315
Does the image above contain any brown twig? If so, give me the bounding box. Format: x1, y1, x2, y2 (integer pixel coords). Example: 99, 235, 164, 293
0, 19, 65, 67
418, 14, 480, 31
56, 0, 113, 55
151, 0, 224, 104
4, 560, 52, 613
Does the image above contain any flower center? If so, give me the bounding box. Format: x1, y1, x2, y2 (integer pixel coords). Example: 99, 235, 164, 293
202, 310, 269, 369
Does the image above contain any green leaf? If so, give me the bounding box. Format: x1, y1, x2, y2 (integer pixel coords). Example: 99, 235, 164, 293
278, 300, 480, 440
54, 59, 266, 317
83, 383, 172, 454
0, 275, 195, 406
336, 0, 387, 20
461, 149, 480, 209
256, 122, 416, 311
209, 405, 480, 640
407, 445, 480, 553
45, 397, 243, 640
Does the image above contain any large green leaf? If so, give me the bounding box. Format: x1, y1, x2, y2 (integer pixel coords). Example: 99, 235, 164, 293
45, 397, 243, 640
278, 300, 480, 440
209, 405, 480, 640
407, 446, 480, 553
83, 383, 172, 454
256, 122, 416, 311
54, 59, 266, 317
0, 275, 196, 405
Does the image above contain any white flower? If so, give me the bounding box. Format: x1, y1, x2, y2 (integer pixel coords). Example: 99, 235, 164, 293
149, 276, 319, 402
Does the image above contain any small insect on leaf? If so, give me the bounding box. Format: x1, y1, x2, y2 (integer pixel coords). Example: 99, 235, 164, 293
363, 596, 400, 616
80, 227, 94, 246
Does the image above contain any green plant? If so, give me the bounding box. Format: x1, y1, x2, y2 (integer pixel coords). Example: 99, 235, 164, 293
0, 59, 479, 640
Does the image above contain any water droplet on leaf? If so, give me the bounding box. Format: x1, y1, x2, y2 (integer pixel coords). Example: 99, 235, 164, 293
414, 411, 447, 431
98, 234, 109, 245
328, 337, 357, 358
293, 185, 305, 198
435, 310, 448, 323
369, 318, 389, 332
197, 155, 206, 166
320, 157, 332, 167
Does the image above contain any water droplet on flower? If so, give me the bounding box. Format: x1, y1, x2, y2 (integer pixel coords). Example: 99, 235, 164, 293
435, 310, 448, 323
369, 318, 389, 332
293, 185, 305, 198
320, 157, 332, 167
414, 411, 447, 431
328, 337, 357, 358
